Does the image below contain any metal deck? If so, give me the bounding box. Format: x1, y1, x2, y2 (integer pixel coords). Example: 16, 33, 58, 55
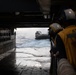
1, 47, 51, 75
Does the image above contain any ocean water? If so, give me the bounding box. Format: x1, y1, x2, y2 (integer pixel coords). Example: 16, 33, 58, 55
15, 28, 51, 69
15, 28, 50, 48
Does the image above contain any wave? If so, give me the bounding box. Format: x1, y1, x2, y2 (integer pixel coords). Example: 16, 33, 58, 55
16, 38, 50, 48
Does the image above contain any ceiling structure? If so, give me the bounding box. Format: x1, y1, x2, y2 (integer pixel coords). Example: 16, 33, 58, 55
0, 0, 76, 27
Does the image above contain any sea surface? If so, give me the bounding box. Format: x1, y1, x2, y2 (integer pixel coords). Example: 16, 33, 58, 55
15, 28, 50, 48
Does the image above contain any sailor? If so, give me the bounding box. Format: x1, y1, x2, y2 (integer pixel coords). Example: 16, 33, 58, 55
48, 23, 63, 75
48, 23, 63, 55
52, 8, 76, 69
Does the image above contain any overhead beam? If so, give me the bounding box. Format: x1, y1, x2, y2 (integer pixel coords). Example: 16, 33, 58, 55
0, 12, 50, 28
0, 12, 50, 22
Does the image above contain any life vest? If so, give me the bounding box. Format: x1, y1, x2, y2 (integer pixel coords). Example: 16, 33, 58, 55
58, 25, 76, 68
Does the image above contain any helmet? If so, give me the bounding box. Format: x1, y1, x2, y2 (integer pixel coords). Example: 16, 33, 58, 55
49, 23, 63, 39
64, 9, 76, 20
49, 23, 63, 33
59, 9, 76, 24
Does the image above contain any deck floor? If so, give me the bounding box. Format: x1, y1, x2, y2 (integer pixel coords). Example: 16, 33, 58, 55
2, 47, 50, 75
12, 47, 51, 75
